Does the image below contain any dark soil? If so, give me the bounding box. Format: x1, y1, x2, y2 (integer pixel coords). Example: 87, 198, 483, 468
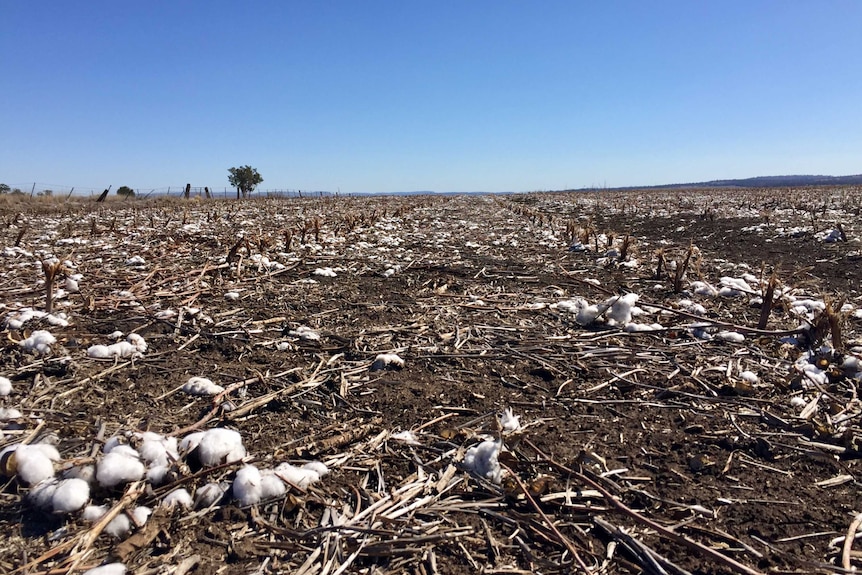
1, 188, 861, 574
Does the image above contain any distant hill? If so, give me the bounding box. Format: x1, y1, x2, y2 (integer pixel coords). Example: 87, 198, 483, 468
634, 174, 862, 190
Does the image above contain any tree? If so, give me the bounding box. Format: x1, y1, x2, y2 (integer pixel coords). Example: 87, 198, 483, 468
0, 183, 10, 194
228, 165, 263, 199
117, 186, 135, 198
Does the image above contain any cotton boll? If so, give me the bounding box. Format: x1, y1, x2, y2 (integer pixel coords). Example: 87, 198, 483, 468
108, 445, 140, 459
97, 451, 145, 488
0, 407, 22, 420
27, 479, 58, 510
64, 277, 79, 292
233, 466, 263, 506
126, 333, 147, 353
260, 472, 287, 499
104, 514, 132, 539
464, 439, 503, 484
224, 291, 240, 301
137, 433, 178, 467
146, 465, 169, 485
313, 267, 337, 277
197, 428, 246, 467
0, 376, 12, 396
301, 460, 329, 478
390, 430, 420, 445
500, 408, 522, 434
82, 563, 127, 575
87, 345, 112, 359
108, 331, 124, 340
287, 325, 320, 341
63, 464, 96, 484
690, 281, 718, 297
103, 436, 124, 453
51, 478, 90, 513
194, 482, 228, 509
371, 353, 404, 371
15, 444, 57, 485
82, 504, 108, 522
273, 462, 320, 489
182, 377, 225, 396
20, 330, 56, 354
161, 488, 193, 510
603, 293, 639, 326
739, 371, 759, 384
715, 331, 745, 343
131, 506, 152, 526
179, 431, 205, 455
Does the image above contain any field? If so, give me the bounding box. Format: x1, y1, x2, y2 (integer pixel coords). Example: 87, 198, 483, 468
1, 187, 861, 575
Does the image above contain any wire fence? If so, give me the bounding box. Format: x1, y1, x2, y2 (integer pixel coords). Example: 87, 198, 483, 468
0, 183, 337, 200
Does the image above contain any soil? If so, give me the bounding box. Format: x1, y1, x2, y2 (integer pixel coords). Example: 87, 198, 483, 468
0, 188, 861, 574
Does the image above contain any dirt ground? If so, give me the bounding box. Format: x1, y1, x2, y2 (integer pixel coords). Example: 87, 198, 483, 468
1, 188, 861, 574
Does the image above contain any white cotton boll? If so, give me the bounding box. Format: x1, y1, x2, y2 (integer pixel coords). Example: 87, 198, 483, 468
109, 445, 140, 459
233, 466, 263, 506
715, 331, 745, 343
500, 408, 522, 433
108, 331, 124, 340
82, 504, 107, 522
154, 309, 176, 320
273, 462, 320, 489
0, 407, 22, 420
604, 293, 639, 326
276, 342, 292, 351
739, 371, 759, 384
790, 396, 807, 408
28, 479, 58, 510
260, 472, 287, 499
313, 267, 337, 277
690, 281, 718, 297
136, 432, 178, 467
20, 330, 56, 354
51, 478, 90, 513
87, 341, 139, 359
301, 460, 329, 478
690, 328, 713, 341
87, 345, 112, 359
83, 563, 127, 575
63, 464, 95, 484
178, 431, 205, 455
0, 376, 12, 396
224, 291, 240, 301
104, 514, 132, 539
125, 255, 145, 266
182, 377, 225, 396
288, 326, 320, 341
161, 488, 193, 510
131, 506, 152, 526
97, 451, 145, 488
103, 436, 123, 453
822, 229, 843, 243
64, 277, 79, 292
194, 482, 227, 509
577, 303, 601, 326
391, 430, 420, 445
624, 322, 661, 332
146, 465, 169, 485
197, 428, 246, 467
464, 439, 503, 484
126, 333, 147, 353
15, 444, 57, 485
371, 353, 405, 371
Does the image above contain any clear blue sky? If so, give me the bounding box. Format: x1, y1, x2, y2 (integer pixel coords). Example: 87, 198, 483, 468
2, 1, 861, 194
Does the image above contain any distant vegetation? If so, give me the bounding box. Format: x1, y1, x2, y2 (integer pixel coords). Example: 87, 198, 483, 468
116, 186, 135, 198
228, 166, 263, 199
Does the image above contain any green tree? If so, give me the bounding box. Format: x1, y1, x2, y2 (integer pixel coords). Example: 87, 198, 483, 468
0, 183, 10, 194
117, 186, 135, 198
228, 165, 263, 199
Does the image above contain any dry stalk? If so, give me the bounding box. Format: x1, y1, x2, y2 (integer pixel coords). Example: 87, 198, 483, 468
757, 269, 778, 330
41, 259, 64, 314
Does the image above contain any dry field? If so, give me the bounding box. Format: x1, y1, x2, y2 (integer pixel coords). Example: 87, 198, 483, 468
1, 187, 861, 575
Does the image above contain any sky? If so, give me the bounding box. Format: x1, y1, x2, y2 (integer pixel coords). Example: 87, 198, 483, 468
2, 1, 861, 194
